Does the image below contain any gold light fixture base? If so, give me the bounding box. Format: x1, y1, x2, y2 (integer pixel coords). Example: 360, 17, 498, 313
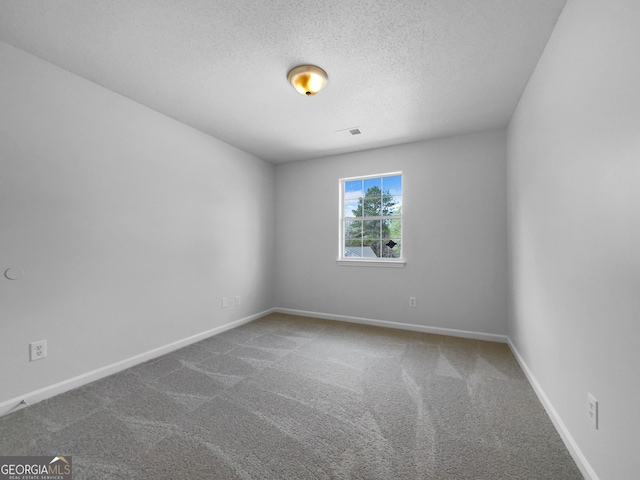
287, 65, 328, 96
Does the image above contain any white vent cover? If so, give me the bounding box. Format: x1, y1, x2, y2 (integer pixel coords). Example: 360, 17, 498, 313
335, 127, 362, 137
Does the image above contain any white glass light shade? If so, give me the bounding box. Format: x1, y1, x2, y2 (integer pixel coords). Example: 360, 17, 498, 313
287, 65, 328, 96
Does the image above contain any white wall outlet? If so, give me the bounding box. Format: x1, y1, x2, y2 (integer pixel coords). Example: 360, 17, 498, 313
409, 297, 417, 307
221, 296, 228, 308
235, 295, 241, 306
30, 340, 47, 361
588, 393, 598, 429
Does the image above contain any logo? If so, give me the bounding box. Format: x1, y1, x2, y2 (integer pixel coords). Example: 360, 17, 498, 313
0, 456, 72, 479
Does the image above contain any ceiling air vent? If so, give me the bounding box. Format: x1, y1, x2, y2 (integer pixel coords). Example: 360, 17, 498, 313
335, 127, 362, 137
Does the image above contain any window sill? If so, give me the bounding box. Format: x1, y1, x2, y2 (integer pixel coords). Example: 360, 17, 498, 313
336, 259, 406, 268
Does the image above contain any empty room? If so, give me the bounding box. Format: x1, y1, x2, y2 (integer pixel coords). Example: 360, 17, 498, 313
0, 1, 637, 479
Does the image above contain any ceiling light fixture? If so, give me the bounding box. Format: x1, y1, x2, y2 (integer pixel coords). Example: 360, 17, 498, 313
287, 65, 328, 96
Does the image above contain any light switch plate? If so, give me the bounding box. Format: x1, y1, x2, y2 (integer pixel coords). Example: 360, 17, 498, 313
588, 393, 598, 429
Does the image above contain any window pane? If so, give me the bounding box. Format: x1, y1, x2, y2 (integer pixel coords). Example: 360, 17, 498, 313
363, 238, 382, 257
344, 245, 365, 258
363, 178, 382, 216
362, 219, 381, 238
383, 218, 401, 238
360, 193, 381, 216
363, 177, 381, 193
344, 220, 362, 244
381, 195, 401, 216
344, 198, 361, 218
382, 238, 402, 258
382, 175, 402, 196
360, 221, 379, 256
380, 194, 397, 215
344, 180, 362, 199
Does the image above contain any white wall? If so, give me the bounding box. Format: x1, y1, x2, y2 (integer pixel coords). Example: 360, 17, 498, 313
275, 130, 509, 337
507, 0, 640, 478
0, 42, 275, 408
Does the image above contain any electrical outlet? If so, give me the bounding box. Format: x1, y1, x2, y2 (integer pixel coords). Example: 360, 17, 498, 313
409, 297, 417, 307
588, 393, 598, 429
235, 295, 241, 306
221, 297, 228, 308
30, 340, 47, 361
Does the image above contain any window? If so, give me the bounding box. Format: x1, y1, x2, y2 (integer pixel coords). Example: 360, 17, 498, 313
339, 172, 403, 265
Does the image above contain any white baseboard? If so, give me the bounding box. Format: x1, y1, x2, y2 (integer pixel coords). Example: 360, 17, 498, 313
274, 308, 508, 343
0, 309, 275, 418
507, 338, 600, 480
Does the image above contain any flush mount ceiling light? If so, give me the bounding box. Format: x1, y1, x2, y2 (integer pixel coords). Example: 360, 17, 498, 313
287, 65, 328, 96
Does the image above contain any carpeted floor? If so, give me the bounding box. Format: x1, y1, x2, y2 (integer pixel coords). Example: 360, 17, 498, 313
0, 313, 583, 479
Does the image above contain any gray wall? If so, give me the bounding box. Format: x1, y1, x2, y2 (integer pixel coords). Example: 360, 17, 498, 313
0, 42, 275, 406
507, 0, 640, 478
274, 130, 509, 336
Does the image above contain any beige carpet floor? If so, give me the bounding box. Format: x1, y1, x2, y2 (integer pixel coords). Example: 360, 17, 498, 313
0, 313, 583, 479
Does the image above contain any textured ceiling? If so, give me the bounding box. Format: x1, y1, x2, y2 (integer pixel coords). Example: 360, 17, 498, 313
0, 0, 566, 163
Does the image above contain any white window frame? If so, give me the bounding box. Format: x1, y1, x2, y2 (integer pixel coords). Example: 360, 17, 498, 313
337, 171, 405, 268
